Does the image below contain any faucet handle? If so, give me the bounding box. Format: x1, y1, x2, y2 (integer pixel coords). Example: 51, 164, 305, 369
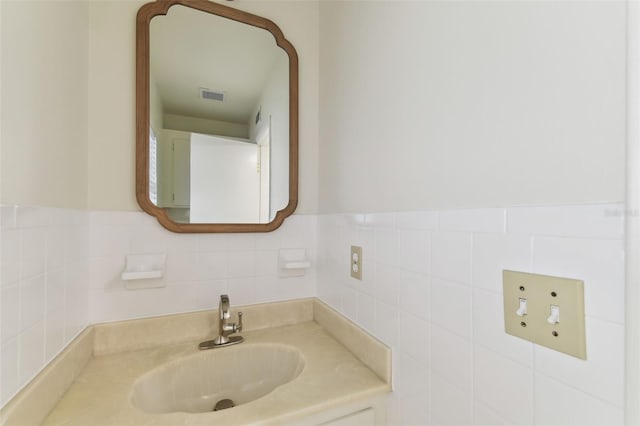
237, 312, 243, 332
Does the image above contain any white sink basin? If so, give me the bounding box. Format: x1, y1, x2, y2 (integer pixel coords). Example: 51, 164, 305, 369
130, 343, 305, 414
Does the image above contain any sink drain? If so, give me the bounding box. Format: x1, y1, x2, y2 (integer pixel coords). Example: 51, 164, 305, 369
213, 398, 235, 411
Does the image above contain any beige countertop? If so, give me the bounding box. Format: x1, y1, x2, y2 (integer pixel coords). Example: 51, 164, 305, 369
42, 320, 390, 426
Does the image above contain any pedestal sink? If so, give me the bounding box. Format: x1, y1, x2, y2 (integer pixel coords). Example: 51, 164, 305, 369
130, 343, 305, 414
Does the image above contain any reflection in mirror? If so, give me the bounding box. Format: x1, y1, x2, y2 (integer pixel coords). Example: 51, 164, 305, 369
136, 0, 298, 233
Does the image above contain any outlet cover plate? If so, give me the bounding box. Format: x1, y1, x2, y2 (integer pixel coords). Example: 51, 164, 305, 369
503, 270, 587, 360
350, 246, 362, 280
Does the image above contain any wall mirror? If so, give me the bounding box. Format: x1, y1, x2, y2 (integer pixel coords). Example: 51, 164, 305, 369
136, 0, 298, 232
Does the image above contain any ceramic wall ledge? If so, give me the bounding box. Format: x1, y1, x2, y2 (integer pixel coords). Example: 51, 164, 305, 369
0, 298, 390, 426
313, 299, 391, 383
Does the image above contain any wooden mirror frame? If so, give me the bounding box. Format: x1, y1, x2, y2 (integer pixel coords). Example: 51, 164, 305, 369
136, 0, 298, 233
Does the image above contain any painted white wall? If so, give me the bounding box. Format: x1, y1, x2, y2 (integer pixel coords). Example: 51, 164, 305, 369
1, 0, 89, 209
87, 0, 145, 212
249, 52, 290, 220
149, 72, 164, 134
626, 2, 640, 423
318, 1, 626, 213
87, 0, 319, 214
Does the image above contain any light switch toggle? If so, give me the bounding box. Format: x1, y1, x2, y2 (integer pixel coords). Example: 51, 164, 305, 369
547, 305, 560, 324
516, 298, 528, 316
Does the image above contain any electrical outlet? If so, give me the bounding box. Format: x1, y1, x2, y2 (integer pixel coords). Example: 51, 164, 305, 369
350, 246, 362, 280
503, 270, 586, 360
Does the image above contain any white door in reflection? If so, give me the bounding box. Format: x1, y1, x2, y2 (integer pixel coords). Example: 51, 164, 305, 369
190, 133, 260, 223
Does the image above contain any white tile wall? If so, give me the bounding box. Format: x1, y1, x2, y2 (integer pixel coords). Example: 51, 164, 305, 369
0, 202, 627, 425
317, 203, 625, 426
88, 212, 317, 323
0, 205, 89, 407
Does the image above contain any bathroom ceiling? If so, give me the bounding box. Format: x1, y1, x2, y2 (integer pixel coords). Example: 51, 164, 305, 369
150, 4, 283, 124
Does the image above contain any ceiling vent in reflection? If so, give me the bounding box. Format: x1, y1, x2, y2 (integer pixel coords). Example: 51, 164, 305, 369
199, 88, 225, 102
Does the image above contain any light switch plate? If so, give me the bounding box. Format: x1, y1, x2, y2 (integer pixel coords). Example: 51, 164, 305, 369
503, 270, 587, 360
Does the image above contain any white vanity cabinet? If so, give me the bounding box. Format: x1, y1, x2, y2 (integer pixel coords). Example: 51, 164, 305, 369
286, 396, 387, 426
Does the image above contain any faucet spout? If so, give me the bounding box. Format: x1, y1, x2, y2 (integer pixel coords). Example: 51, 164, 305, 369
219, 294, 230, 320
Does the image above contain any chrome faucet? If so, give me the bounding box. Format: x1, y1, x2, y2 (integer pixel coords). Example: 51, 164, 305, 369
199, 294, 244, 350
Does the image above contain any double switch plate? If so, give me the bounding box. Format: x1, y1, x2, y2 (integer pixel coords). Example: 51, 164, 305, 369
503, 270, 587, 360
